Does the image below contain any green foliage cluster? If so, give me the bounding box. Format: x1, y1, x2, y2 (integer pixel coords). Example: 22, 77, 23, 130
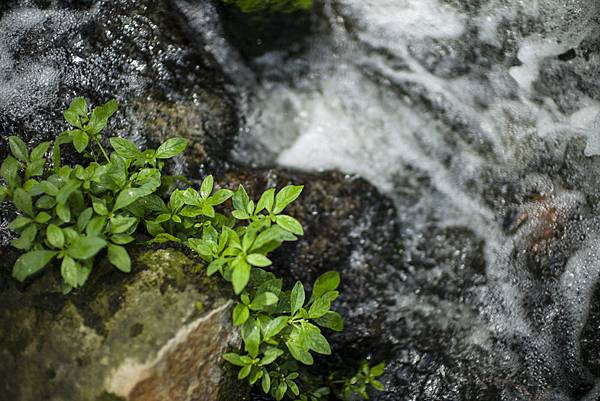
0, 98, 385, 400
221, 0, 313, 13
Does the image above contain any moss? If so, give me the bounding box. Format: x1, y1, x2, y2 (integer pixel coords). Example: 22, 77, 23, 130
95, 392, 127, 401
0, 248, 237, 401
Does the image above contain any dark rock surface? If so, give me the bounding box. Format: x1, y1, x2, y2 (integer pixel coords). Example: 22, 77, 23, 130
0, 0, 238, 172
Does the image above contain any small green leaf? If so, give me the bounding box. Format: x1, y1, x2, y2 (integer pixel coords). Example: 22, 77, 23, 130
200, 175, 214, 198
11, 224, 38, 250
232, 184, 250, 212
308, 291, 338, 318
289, 380, 300, 397
1, 156, 19, 188
238, 365, 252, 380
8, 136, 29, 162
68, 235, 107, 260
155, 137, 188, 159
370, 362, 385, 377
311, 271, 340, 302
206, 258, 226, 276
263, 316, 289, 339
86, 216, 106, 236
208, 189, 233, 206
107, 244, 131, 272
56, 180, 81, 204
13, 188, 33, 216
260, 346, 284, 366
77, 208, 94, 232
92, 198, 109, 216
371, 379, 385, 391
223, 353, 247, 367
232, 210, 250, 220
246, 253, 272, 267
275, 381, 287, 400
261, 371, 271, 393
34, 211, 51, 224
46, 224, 65, 249
201, 203, 215, 218
30, 141, 51, 160
8, 216, 32, 230
242, 320, 261, 358
25, 158, 46, 179
35, 195, 55, 210
12, 250, 57, 282
60, 256, 80, 288
250, 292, 278, 310
232, 258, 251, 294
285, 340, 313, 365
72, 130, 89, 153
114, 188, 146, 211
290, 281, 305, 314
233, 304, 250, 326
68, 97, 88, 117
110, 234, 135, 245
63, 110, 81, 127
110, 215, 137, 234
56, 202, 71, 223
110, 137, 141, 159
256, 188, 275, 213
306, 324, 331, 355
88, 99, 118, 134
273, 185, 303, 214
39, 180, 59, 196
314, 311, 344, 331
275, 215, 304, 235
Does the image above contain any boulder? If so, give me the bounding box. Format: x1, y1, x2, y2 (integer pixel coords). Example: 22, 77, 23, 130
0, 248, 246, 401
0, 0, 238, 172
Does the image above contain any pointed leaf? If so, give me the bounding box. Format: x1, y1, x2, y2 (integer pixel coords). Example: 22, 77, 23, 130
12, 250, 57, 281
108, 244, 131, 272
68, 236, 107, 260
290, 281, 305, 314
155, 137, 188, 159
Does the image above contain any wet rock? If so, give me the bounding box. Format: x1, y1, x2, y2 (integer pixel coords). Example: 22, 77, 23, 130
0, 248, 245, 401
219, 167, 400, 288
218, 167, 401, 360
404, 226, 486, 302
0, 0, 238, 171
581, 283, 600, 377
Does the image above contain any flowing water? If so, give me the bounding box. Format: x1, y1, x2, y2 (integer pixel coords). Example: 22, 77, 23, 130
3, 0, 600, 399
183, 0, 600, 399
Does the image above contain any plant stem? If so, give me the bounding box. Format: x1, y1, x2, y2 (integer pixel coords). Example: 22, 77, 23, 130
95, 137, 110, 163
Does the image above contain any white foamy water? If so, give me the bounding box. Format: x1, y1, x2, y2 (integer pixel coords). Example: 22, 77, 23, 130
226, 0, 600, 396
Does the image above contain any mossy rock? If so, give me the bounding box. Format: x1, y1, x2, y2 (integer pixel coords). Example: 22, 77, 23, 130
0, 248, 247, 401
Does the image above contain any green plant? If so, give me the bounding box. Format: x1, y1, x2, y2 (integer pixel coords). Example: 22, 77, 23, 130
0, 97, 385, 400
221, 0, 313, 13
331, 361, 385, 400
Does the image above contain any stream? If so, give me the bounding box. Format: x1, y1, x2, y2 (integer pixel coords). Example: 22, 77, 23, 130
182, 0, 600, 399
2, 0, 600, 399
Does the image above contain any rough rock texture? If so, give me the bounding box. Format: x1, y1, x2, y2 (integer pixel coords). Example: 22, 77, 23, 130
0, 248, 245, 401
211, 0, 600, 398
0, 0, 238, 172
219, 168, 402, 394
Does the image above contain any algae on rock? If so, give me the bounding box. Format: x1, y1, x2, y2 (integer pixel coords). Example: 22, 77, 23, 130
0, 248, 246, 401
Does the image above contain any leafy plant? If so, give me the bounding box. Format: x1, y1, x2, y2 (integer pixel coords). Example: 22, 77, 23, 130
0, 97, 385, 400
221, 0, 313, 13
